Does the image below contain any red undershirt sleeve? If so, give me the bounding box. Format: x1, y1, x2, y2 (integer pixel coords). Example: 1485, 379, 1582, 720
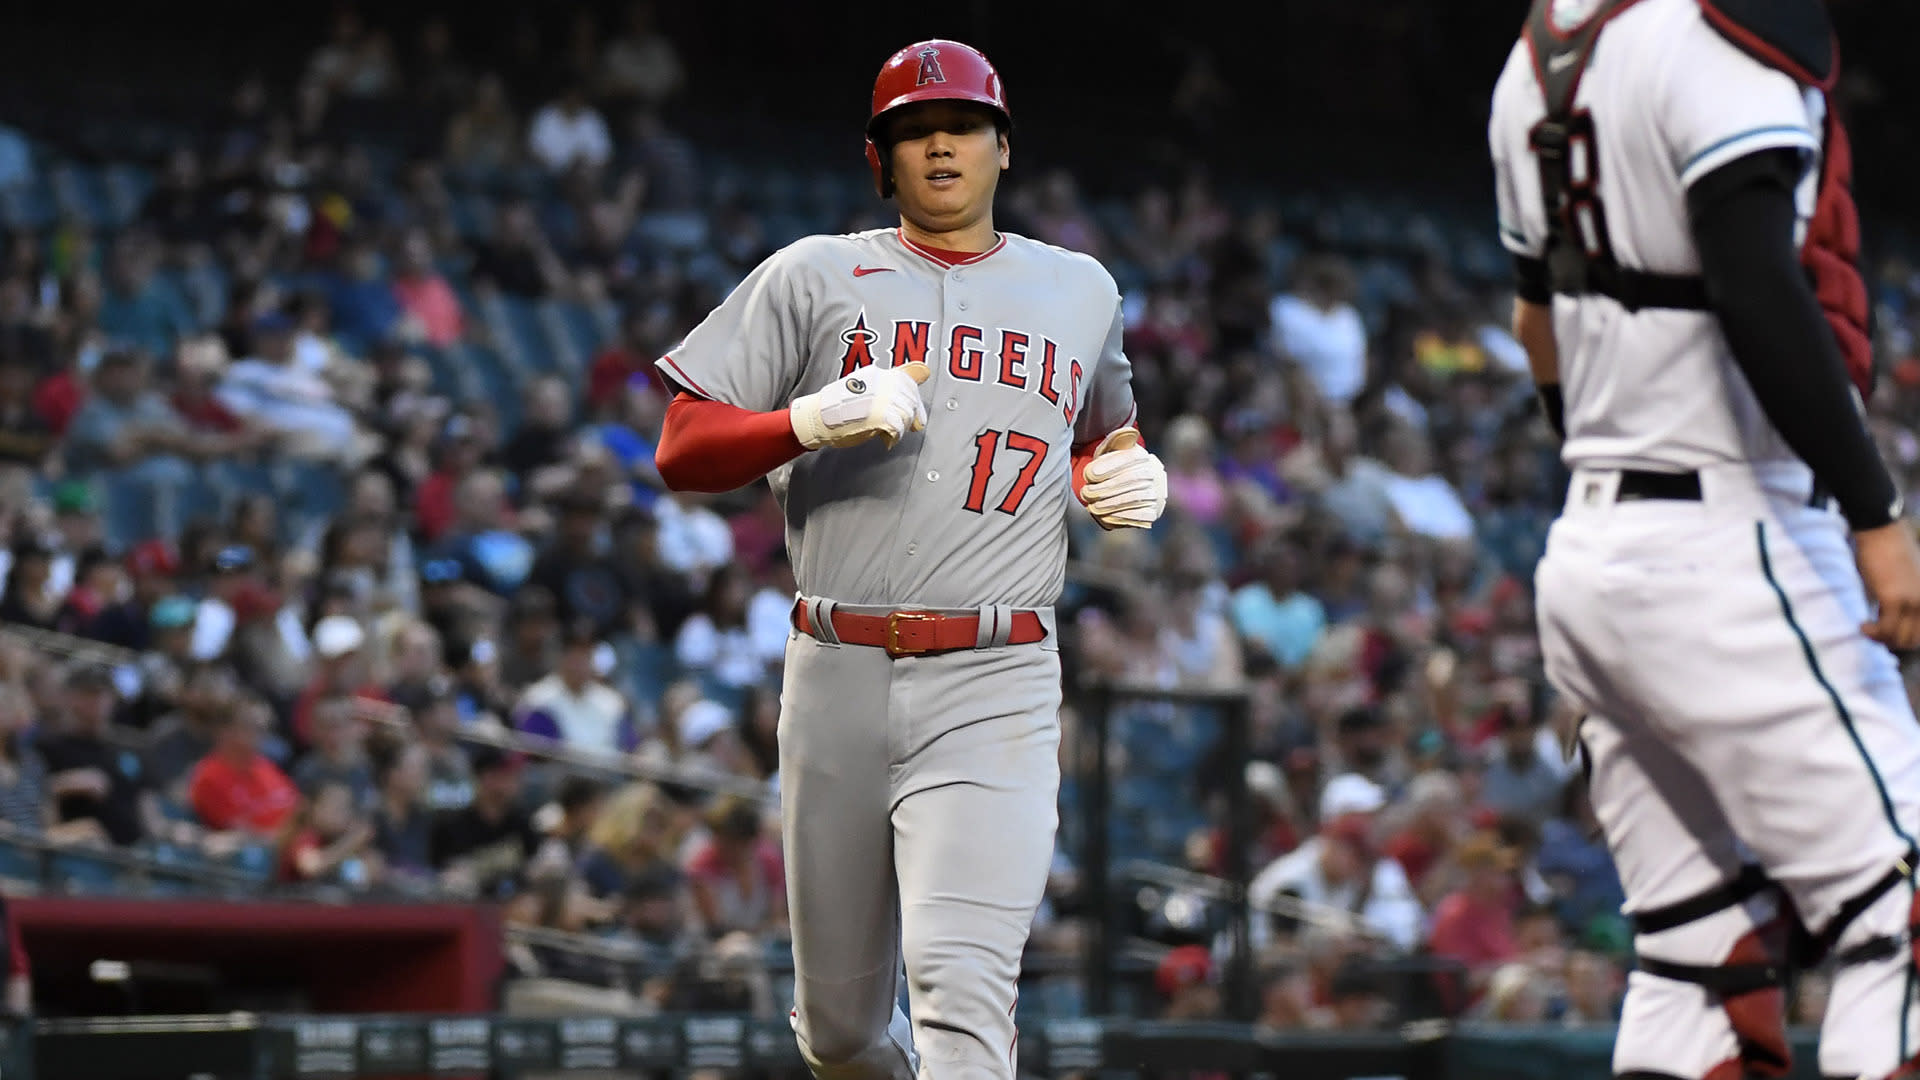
655, 392, 807, 493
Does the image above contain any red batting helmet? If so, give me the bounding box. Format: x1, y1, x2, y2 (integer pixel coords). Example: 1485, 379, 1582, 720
864, 39, 1011, 199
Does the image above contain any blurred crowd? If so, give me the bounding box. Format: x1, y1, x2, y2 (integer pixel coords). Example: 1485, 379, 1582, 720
2, 0, 1920, 1030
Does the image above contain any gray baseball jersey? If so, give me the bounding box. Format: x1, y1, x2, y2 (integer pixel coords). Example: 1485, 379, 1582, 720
657, 226, 1137, 609
658, 225, 1138, 1080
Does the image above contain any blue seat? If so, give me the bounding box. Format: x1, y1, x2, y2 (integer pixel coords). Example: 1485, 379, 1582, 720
497, 296, 554, 374
616, 640, 678, 705
0, 835, 41, 882
104, 162, 154, 226
50, 850, 123, 894
48, 164, 112, 227
277, 461, 346, 531
0, 179, 54, 230
227, 843, 275, 882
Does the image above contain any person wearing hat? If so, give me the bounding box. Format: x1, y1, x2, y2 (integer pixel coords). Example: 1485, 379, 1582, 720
1247, 793, 1425, 954
1426, 829, 1524, 987
38, 664, 157, 847
526, 485, 631, 639
86, 539, 180, 651
53, 546, 123, 638
291, 614, 390, 748
512, 618, 636, 755
1154, 944, 1221, 1020
429, 743, 539, 901
213, 310, 362, 464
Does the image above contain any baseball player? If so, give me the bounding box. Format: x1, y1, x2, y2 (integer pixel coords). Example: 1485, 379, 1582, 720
1489, 1, 1920, 1077
650, 40, 1166, 1080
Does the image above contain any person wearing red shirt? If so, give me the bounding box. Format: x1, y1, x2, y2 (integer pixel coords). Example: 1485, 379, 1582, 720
1427, 830, 1522, 993
188, 700, 299, 834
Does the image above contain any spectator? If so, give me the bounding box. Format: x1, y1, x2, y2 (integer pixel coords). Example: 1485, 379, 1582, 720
146, 662, 237, 809
429, 469, 535, 596
0, 534, 60, 631
0, 353, 54, 469
389, 228, 464, 348
430, 744, 538, 900
528, 81, 612, 177
412, 680, 476, 812
0, 684, 47, 836
533, 775, 607, 866
187, 696, 299, 837
514, 619, 637, 754
215, 312, 364, 465
499, 375, 577, 488
527, 487, 631, 637
292, 614, 390, 748
1154, 945, 1221, 1020
1162, 415, 1230, 525
1427, 830, 1522, 984
444, 73, 522, 174
63, 348, 198, 486
1246, 807, 1424, 954
1559, 949, 1622, 1024
371, 739, 435, 884
1377, 421, 1475, 542
277, 779, 377, 888
1161, 569, 1244, 689
98, 234, 195, 357
1270, 255, 1368, 408
1230, 537, 1326, 671
597, 1, 685, 111
1381, 770, 1467, 904
1478, 682, 1567, 822
578, 780, 681, 900
613, 861, 698, 954
40, 665, 159, 847
470, 201, 569, 298
292, 696, 377, 809
673, 562, 776, 694
683, 794, 784, 938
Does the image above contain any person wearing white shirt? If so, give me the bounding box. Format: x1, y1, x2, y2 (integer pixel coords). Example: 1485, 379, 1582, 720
1243, 773, 1425, 952
1270, 256, 1369, 406
527, 85, 612, 175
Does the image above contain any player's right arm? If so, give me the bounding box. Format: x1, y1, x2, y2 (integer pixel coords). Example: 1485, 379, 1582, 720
652, 243, 929, 493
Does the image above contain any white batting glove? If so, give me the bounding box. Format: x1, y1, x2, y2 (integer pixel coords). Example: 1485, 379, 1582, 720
1082, 429, 1167, 530
789, 362, 930, 450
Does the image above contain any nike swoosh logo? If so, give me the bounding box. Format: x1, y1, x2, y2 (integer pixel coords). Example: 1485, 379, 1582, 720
852, 265, 895, 277
1548, 51, 1577, 73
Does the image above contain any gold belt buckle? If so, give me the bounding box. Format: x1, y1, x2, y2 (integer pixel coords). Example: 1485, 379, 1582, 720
885, 611, 937, 657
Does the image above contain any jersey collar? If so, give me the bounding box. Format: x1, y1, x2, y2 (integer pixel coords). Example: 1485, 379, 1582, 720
895, 227, 1008, 269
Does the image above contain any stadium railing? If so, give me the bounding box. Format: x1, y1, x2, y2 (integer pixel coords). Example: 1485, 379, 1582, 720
15, 1013, 1837, 1080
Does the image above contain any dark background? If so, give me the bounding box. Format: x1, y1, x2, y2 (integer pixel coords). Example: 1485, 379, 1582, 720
0, 1, 1914, 225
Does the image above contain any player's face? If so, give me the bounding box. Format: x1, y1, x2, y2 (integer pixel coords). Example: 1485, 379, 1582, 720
884, 101, 1008, 230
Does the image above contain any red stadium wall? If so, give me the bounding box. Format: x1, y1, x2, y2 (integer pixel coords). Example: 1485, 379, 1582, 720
14, 898, 503, 1013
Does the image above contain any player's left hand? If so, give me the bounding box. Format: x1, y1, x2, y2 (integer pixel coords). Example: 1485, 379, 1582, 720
1082, 429, 1167, 530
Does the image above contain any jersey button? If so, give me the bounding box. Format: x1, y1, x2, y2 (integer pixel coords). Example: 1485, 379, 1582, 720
907, 543, 919, 556
957, 300, 969, 311
952, 271, 964, 283
926, 470, 940, 482
945, 399, 958, 411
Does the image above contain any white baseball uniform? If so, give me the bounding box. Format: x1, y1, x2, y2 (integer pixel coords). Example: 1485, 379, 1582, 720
1490, 0, 1920, 1077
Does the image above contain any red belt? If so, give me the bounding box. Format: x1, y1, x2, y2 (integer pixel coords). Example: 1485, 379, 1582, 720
792, 599, 1047, 658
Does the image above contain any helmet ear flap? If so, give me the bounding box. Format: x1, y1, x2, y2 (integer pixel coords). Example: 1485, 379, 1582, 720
865, 138, 893, 199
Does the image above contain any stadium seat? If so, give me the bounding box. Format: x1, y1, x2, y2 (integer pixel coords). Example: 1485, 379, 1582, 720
50, 850, 125, 895
0, 835, 41, 884
0, 177, 54, 230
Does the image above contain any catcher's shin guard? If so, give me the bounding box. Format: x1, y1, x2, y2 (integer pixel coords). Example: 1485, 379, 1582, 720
1616, 868, 1792, 1080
